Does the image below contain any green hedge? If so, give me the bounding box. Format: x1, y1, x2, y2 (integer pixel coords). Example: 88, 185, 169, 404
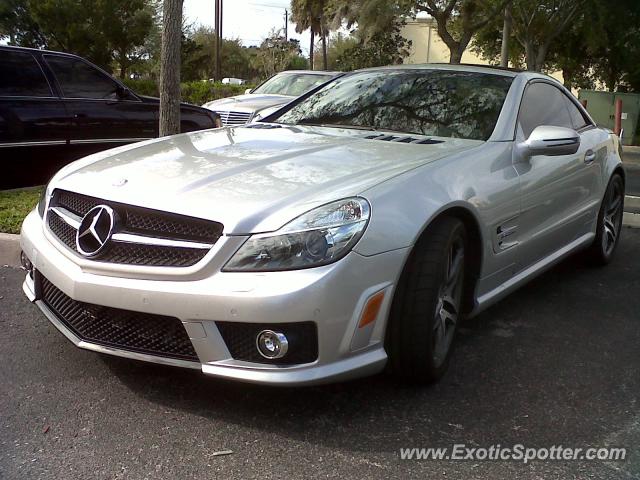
122, 79, 254, 106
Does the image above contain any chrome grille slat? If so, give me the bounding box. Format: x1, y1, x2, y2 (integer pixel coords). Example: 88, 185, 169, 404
47, 190, 223, 268
216, 110, 252, 126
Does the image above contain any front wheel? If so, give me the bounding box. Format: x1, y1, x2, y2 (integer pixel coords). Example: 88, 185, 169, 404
386, 217, 467, 384
586, 173, 624, 265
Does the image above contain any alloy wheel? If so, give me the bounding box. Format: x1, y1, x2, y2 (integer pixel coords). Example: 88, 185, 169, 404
602, 179, 624, 256
432, 236, 465, 367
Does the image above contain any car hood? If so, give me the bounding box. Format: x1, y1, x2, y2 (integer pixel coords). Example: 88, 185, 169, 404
202, 94, 293, 113
52, 126, 483, 234
138, 95, 208, 113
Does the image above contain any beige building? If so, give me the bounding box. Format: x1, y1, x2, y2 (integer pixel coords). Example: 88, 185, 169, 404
401, 17, 566, 84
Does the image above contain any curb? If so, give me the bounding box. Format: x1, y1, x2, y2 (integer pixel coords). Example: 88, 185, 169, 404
0, 233, 21, 268
623, 145, 640, 154
626, 195, 640, 211
623, 212, 640, 229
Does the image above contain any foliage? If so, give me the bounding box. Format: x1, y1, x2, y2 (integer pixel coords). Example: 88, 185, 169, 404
180, 81, 254, 106
179, 27, 261, 82
472, 0, 640, 91
291, 0, 331, 68
0, 187, 42, 234
0, 0, 155, 77
331, 20, 412, 71
122, 79, 255, 105
328, 0, 511, 63
509, 0, 584, 72
252, 30, 308, 78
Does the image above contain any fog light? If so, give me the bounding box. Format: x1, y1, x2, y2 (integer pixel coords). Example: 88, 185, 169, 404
256, 330, 288, 359
20, 251, 34, 279
20, 251, 33, 271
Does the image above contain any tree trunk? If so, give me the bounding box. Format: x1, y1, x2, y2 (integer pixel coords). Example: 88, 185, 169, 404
562, 68, 574, 90
524, 40, 537, 71
449, 47, 463, 64
159, 0, 183, 137
500, 4, 512, 68
309, 30, 314, 70
322, 33, 327, 70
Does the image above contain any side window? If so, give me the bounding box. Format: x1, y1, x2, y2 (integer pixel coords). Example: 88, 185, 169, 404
0, 50, 52, 97
564, 96, 591, 130
517, 82, 574, 138
45, 55, 118, 99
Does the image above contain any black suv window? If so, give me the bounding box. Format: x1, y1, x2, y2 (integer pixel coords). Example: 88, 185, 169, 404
0, 50, 52, 97
518, 82, 574, 138
45, 55, 118, 99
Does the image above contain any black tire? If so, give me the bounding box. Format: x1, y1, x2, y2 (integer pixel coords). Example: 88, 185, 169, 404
586, 173, 624, 266
386, 217, 467, 384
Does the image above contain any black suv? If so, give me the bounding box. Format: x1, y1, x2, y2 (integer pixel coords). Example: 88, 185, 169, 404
0, 46, 217, 189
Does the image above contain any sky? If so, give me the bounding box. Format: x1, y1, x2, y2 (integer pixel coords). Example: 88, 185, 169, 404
183, 0, 313, 54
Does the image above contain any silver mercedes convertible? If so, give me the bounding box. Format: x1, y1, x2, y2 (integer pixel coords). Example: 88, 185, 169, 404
21, 65, 625, 386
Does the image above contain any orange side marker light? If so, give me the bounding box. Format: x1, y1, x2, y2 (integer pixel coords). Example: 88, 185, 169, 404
358, 291, 385, 328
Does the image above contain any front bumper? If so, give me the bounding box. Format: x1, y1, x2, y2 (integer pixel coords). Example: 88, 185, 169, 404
21, 210, 409, 385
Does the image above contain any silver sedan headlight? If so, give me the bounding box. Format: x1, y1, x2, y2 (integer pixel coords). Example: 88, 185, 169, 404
223, 198, 370, 271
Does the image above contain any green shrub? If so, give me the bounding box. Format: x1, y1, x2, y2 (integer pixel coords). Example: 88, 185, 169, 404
181, 81, 251, 105
122, 79, 254, 106
122, 78, 158, 97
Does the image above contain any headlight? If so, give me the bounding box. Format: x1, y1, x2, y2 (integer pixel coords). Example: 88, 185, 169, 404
223, 197, 370, 272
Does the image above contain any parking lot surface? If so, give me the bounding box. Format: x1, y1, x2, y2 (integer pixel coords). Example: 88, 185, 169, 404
1, 229, 639, 479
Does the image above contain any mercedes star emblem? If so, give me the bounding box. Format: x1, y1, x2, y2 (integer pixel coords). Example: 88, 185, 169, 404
76, 205, 116, 257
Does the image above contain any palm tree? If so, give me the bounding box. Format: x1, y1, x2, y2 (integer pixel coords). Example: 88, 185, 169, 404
291, 0, 329, 70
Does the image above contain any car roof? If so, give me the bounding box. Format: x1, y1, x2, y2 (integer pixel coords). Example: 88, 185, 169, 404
0, 44, 82, 58
356, 63, 521, 77
276, 70, 341, 76
353, 63, 563, 83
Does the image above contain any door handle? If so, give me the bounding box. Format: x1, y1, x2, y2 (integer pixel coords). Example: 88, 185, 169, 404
584, 150, 596, 164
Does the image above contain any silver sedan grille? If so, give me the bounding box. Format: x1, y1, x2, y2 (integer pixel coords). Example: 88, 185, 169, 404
217, 111, 253, 125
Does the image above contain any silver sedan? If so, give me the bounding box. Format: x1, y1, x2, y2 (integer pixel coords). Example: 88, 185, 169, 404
21, 65, 625, 386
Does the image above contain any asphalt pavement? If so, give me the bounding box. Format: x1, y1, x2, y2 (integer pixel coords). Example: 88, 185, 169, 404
1, 230, 640, 479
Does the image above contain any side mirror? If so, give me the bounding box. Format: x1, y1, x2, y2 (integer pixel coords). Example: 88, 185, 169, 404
244, 88, 253, 95
116, 85, 132, 100
520, 125, 580, 157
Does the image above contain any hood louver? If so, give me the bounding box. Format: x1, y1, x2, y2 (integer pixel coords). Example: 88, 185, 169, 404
363, 134, 443, 145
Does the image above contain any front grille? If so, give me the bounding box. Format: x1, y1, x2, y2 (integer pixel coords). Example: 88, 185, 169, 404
47, 190, 223, 267
48, 213, 76, 249
40, 274, 199, 362
217, 111, 252, 126
216, 321, 318, 365
99, 243, 208, 267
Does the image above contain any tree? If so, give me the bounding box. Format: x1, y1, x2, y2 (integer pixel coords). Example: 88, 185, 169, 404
159, 0, 183, 136
329, 20, 412, 71
0, 0, 155, 76
329, 0, 512, 64
96, 0, 155, 78
473, 0, 640, 90
180, 27, 260, 81
253, 30, 308, 78
510, 0, 584, 71
291, 0, 331, 69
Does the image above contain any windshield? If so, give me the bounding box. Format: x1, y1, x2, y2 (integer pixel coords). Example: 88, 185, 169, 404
274, 70, 514, 140
252, 73, 334, 97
